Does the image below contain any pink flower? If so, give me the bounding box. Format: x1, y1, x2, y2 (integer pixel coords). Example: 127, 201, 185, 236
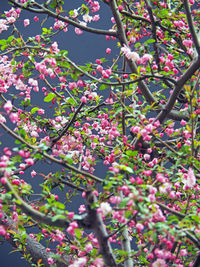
4, 100, 12, 113
140, 53, 153, 64
67, 221, 78, 236
182, 168, 196, 189
38, 109, 44, 115
121, 44, 139, 62
92, 258, 104, 267
143, 170, 152, 176
69, 257, 87, 267
136, 223, 144, 232
0, 177, 7, 184
183, 39, 193, 48
51, 41, 60, 52
106, 48, 111, 54
25, 158, 34, 166
9, 113, 18, 123
12, 179, 20, 186
34, 16, 39, 22
75, 27, 83, 35
67, 212, 74, 219
93, 15, 100, 21
24, 19, 30, 27
78, 205, 86, 214
156, 173, 165, 183
187, 48, 194, 55
31, 170, 37, 177
85, 243, 93, 252
180, 119, 187, 126
144, 154, 150, 161
152, 258, 166, 267
0, 225, 6, 235
68, 82, 77, 90
163, 66, 169, 72
80, 96, 87, 103
47, 257, 54, 265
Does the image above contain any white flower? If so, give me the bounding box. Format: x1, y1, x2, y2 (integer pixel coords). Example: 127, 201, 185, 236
69, 257, 87, 267
83, 14, 93, 23
121, 44, 140, 62
0, 19, 8, 33
100, 202, 112, 216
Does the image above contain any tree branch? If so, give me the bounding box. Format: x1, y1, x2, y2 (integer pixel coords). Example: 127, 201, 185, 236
0, 122, 103, 183
4, 178, 70, 228
108, 0, 188, 122
156, 56, 200, 123
9, 0, 117, 37
183, 0, 200, 56
85, 190, 119, 267
0, 212, 68, 267
144, 0, 160, 70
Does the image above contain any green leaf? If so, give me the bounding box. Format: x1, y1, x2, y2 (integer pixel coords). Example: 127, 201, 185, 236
145, 39, 155, 44
1, 45, 7, 51
55, 202, 65, 210
125, 150, 138, 157
99, 84, 108, 90
0, 39, 7, 45
7, 35, 15, 43
118, 165, 133, 173
30, 107, 39, 114
66, 97, 76, 105
18, 128, 26, 138
119, 197, 129, 208
74, 228, 82, 239
15, 199, 22, 205
44, 93, 56, 102
61, 154, 73, 164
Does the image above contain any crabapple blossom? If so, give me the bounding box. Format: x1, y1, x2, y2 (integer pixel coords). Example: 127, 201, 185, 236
121, 44, 140, 62
106, 48, 111, 54
47, 257, 54, 265
23, 19, 30, 27
0, 225, 6, 235
68, 257, 87, 267
9, 112, 18, 123
152, 258, 166, 267
31, 170, 37, 177
99, 202, 112, 216
4, 100, 12, 113
75, 27, 83, 35
0, 1, 199, 267
25, 158, 34, 166
182, 168, 196, 189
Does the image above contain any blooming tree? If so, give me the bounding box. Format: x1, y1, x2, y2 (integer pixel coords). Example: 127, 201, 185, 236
0, 0, 200, 266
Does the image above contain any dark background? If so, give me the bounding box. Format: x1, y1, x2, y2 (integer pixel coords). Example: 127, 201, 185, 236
0, 0, 117, 266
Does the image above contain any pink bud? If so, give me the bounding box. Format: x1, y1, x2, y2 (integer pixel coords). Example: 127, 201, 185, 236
106, 48, 111, 54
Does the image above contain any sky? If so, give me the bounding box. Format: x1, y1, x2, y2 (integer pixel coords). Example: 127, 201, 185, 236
0, 0, 116, 266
